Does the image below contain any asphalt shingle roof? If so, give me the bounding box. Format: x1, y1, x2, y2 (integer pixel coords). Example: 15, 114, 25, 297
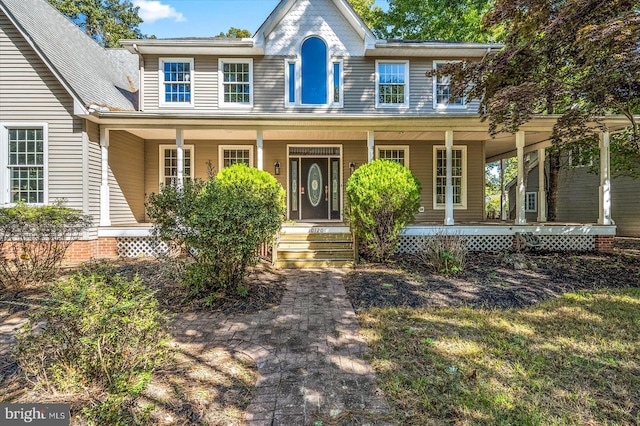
0, 0, 138, 111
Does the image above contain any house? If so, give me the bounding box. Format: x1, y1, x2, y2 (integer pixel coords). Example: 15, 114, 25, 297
507, 152, 640, 237
0, 0, 631, 265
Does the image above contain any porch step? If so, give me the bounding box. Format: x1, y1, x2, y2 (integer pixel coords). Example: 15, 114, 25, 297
275, 226, 355, 269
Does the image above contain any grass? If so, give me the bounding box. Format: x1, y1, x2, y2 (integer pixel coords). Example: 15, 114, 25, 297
359, 288, 640, 425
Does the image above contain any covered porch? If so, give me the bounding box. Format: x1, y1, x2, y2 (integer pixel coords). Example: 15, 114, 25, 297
88, 113, 628, 258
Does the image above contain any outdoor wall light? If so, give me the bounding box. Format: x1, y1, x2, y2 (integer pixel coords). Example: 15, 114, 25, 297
349, 162, 356, 175
274, 161, 281, 175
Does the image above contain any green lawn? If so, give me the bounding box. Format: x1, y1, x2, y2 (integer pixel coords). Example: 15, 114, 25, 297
359, 288, 640, 425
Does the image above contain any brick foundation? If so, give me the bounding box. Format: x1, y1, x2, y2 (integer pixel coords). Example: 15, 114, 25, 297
594, 235, 614, 253
63, 238, 118, 264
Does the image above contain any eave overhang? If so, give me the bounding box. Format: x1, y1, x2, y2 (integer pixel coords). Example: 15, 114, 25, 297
120, 39, 263, 56
367, 42, 503, 57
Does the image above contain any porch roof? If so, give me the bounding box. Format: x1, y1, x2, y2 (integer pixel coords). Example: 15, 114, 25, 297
85, 113, 635, 161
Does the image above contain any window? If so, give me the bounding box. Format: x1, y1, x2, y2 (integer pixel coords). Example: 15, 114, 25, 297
285, 37, 342, 108
1, 125, 47, 205
219, 145, 253, 171
159, 145, 194, 186
376, 146, 409, 167
160, 58, 194, 107
525, 192, 537, 212
433, 61, 465, 109
433, 146, 467, 209
376, 60, 409, 108
219, 59, 253, 107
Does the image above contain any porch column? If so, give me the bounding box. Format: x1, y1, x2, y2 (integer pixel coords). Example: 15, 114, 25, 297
176, 129, 184, 190
367, 131, 375, 162
445, 130, 454, 225
598, 130, 612, 225
99, 128, 111, 227
515, 130, 526, 225
537, 148, 547, 222
256, 129, 264, 170
500, 158, 507, 220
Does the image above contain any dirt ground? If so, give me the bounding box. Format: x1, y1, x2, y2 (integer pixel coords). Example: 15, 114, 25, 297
345, 242, 640, 311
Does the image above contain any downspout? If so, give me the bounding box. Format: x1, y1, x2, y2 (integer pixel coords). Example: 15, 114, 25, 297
133, 44, 144, 112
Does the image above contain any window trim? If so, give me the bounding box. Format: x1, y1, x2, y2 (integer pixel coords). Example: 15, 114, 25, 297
218, 145, 254, 171
432, 145, 467, 210
525, 191, 538, 212
0, 122, 49, 206
568, 146, 594, 168
158, 144, 195, 186
376, 145, 410, 167
158, 58, 195, 108
433, 60, 467, 111
375, 60, 410, 109
218, 58, 254, 108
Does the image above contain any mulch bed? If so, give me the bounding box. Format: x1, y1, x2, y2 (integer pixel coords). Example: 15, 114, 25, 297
345, 249, 640, 311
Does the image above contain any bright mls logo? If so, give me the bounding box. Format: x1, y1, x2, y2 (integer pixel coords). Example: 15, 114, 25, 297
1, 404, 69, 425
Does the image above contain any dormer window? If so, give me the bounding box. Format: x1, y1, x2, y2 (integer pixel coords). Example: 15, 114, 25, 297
285, 36, 343, 108
159, 58, 194, 107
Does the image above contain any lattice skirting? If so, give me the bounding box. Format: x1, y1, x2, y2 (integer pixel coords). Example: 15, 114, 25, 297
116, 237, 169, 257
397, 234, 595, 254
116, 237, 274, 259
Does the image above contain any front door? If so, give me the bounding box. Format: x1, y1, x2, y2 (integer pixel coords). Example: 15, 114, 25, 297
300, 158, 328, 220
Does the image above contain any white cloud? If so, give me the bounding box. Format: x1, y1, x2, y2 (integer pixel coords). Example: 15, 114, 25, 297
134, 0, 186, 23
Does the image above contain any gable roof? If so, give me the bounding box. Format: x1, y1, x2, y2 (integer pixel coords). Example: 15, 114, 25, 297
253, 0, 377, 50
0, 0, 138, 112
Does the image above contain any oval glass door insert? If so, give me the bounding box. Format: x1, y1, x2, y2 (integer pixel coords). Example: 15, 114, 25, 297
307, 163, 323, 207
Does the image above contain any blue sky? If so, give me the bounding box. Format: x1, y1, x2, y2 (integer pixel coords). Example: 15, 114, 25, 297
134, 0, 386, 39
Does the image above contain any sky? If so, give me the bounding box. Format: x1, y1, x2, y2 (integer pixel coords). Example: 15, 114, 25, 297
134, 0, 387, 39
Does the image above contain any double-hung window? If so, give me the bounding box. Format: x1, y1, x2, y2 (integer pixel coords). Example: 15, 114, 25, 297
433, 61, 465, 109
376, 146, 409, 167
1, 124, 47, 204
219, 145, 253, 170
219, 59, 253, 107
159, 145, 194, 186
568, 146, 594, 168
433, 146, 467, 209
160, 58, 194, 107
376, 60, 409, 108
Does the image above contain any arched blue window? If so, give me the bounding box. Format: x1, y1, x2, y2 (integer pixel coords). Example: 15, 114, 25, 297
301, 37, 327, 104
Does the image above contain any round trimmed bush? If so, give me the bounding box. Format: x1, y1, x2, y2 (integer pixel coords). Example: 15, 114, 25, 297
346, 159, 421, 263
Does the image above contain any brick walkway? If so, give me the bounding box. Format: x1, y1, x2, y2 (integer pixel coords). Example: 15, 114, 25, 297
172, 269, 393, 426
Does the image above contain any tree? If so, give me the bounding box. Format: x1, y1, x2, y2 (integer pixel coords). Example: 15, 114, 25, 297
347, 0, 385, 35
217, 27, 252, 38
381, 0, 502, 42
435, 0, 640, 220
48, 0, 147, 48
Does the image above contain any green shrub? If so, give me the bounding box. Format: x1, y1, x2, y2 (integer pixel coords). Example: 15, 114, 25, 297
146, 164, 285, 295
346, 160, 421, 263
15, 272, 171, 424
417, 233, 468, 275
0, 202, 92, 288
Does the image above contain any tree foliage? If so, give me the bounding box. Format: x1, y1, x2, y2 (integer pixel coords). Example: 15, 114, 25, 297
347, 0, 385, 35
217, 27, 252, 38
433, 0, 640, 218
380, 0, 502, 42
48, 0, 148, 47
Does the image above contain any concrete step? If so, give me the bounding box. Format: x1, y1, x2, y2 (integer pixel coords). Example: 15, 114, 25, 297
276, 259, 355, 269
277, 249, 354, 260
